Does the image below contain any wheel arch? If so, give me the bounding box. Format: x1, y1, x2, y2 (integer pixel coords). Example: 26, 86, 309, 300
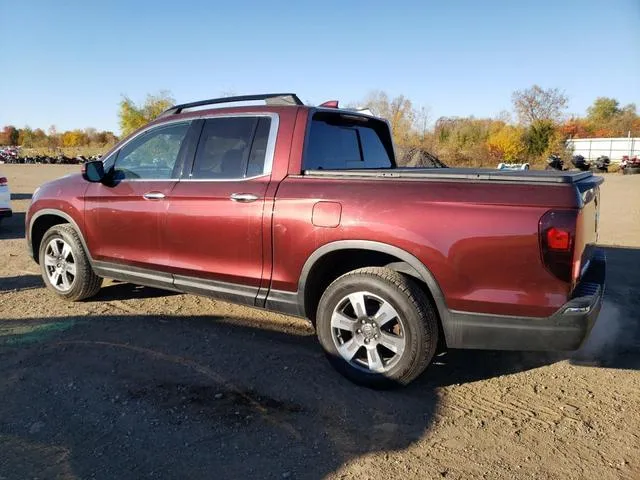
29, 209, 91, 264
297, 240, 451, 334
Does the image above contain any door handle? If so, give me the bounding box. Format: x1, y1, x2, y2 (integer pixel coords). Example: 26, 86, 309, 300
230, 193, 259, 203
143, 191, 166, 200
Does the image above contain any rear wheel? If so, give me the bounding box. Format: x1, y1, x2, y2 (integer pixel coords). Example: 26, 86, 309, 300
39, 224, 102, 301
316, 267, 439, 388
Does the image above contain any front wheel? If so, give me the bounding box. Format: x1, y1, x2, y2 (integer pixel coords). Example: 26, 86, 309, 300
39, 224, 102, 301
316, 267, 439, 388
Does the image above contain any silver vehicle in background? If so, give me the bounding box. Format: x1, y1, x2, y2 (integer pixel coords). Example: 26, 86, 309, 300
0, 173, 12, 226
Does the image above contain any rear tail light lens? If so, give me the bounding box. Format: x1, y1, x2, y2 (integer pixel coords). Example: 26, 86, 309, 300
539, 210, 577, 282
546, 227, 571, 251
0, 177, 7, 186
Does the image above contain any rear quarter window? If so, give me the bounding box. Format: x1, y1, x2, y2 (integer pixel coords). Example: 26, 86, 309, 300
304, 111, 395, 170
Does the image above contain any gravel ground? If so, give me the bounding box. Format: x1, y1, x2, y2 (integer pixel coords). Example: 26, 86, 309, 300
0, 165, 638, 480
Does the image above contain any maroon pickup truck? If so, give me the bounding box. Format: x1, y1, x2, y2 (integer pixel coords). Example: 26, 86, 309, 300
26, 93, 606, 388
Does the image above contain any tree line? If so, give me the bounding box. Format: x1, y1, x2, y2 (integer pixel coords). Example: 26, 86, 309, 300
360, 87, 640, 167
0, 91, 173, 152
0, 125, 118, 150
2, 87, 638, 167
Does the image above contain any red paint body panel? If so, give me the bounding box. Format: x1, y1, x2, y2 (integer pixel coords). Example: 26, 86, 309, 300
26, 173, 88, 244
271, 177, 575, 317
84, 181, 176, 269
164, 178, 268, 286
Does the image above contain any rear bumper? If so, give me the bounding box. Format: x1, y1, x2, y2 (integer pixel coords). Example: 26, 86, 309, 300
445, 249, 606, 351
0, 208, 12, 218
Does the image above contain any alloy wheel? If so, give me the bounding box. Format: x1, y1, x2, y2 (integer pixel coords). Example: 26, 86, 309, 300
330, 291, 407, 373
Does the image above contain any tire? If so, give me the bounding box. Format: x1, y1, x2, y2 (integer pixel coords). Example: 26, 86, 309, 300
316, 267, 439, 388
39, 224, 102, 301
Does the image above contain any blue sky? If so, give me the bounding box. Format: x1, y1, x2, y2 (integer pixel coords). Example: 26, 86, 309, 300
1, 0, 638, 133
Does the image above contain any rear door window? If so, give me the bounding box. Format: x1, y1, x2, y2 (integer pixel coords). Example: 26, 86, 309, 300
304, 112, 395, 170
190, 116, 271, 180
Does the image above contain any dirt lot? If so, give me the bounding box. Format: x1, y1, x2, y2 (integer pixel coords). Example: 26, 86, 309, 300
0, 165, 638, 480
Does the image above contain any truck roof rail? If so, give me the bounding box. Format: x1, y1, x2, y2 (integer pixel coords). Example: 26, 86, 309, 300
161, 93, 304, 116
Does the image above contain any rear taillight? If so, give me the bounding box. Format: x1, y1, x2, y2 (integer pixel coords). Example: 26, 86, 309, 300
0, 177, 7, 186
546, 227, 571, 251
539, 210, 577, 282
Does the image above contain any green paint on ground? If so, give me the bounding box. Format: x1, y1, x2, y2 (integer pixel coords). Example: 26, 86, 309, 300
0, 320, 76, 345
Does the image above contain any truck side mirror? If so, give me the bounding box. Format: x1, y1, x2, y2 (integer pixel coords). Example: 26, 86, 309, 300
82, 160, 105, 183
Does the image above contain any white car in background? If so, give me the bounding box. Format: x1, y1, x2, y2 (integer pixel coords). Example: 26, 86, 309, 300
497, 162, 530, 170
0, 173, 12, 226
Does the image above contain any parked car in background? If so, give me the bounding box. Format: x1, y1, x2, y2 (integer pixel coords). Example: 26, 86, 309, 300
595, 156, 611, 172
0, 146, 20, 164
26, 93, 606, 388
621, 155, 640, 175
546, 154, 565, 171
571, 155, 592, 172
0, 173, 12, 226
497, 162, 530, 170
